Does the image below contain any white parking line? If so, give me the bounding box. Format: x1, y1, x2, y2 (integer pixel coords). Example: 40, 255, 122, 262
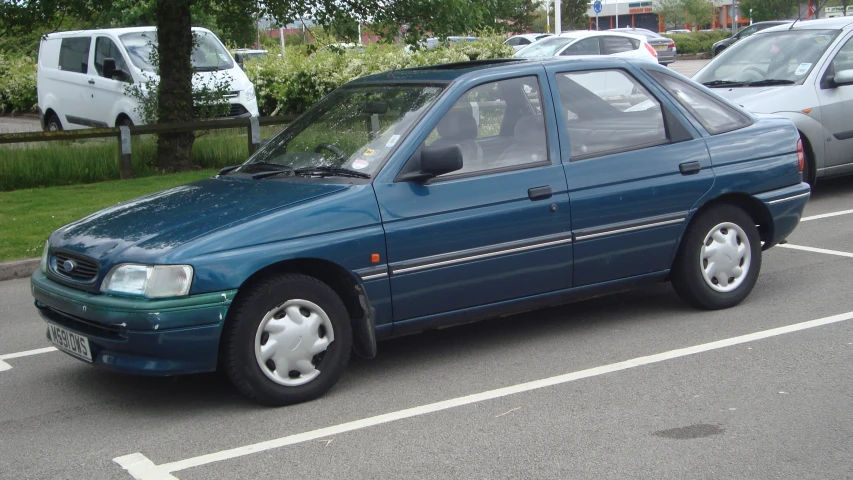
778, 244, 853, 258
801, 208, 853, 222
0, 346, 56, 372
113, 309, 853, 480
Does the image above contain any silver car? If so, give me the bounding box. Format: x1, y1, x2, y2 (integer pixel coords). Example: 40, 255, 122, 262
610, 28, 677, 65
504, 33, 553, 51
694, 17, 853, 185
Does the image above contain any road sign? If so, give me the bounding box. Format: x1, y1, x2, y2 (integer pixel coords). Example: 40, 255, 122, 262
593, 0, 602, 14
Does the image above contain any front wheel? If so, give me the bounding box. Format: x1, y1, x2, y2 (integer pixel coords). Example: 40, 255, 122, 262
222, 274, 353, 406
671, 205, 761, 310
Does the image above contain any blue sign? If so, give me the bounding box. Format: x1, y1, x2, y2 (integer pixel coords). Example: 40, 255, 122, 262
593, 0, 602, 14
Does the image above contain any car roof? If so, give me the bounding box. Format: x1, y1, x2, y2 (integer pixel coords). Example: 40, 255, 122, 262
762, 17, 853, 32
558, 30, 646, 41
348, 57, 630, 84
43, 26, 214, 39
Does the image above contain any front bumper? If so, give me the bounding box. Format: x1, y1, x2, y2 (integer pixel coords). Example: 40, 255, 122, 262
31, 270, 237, 375
755, 182, 811, 249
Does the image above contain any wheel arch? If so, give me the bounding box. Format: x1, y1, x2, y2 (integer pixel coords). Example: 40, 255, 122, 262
223, 257, 377, 360
689, 193, 774, 249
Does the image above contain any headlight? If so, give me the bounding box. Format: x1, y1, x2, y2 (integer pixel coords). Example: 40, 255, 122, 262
40, 240, 50, 273
244, 85, 256, 102
101, 264, 193, 298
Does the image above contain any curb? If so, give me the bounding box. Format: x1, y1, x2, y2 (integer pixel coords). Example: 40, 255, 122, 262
0, 258, 39, 282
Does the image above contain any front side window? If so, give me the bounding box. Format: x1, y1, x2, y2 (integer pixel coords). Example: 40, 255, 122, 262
562, 37, 600, 56
648, 70, 751, 135
120, 30, 234, 72
515, 36, 576, 57
695, 29, 840, 87
425, 76, 548, 176
555, 69, 668, 159
59, 37, 91, 74
826, 36, 853, 81
94, 37, 129, 79
244, 84, 445, 178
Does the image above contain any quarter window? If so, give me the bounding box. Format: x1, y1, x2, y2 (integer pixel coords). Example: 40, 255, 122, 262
94, 37, 129, 79
562, 38, 600, 56
648, 70, 752, 135
425, 76, 548, 176
59, 37, 91, 74
555, 69, 668, 159
601, 36, 637, 54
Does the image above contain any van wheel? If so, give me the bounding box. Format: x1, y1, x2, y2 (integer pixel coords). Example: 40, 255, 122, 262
45, 113, 62, 132
222, 274, 352, 406
117, 116, 133, 128
671, 205, 761, 310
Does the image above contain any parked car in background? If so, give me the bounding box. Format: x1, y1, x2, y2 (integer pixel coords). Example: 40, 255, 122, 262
37, 26, 259, 131
504, 33, 553, 51
611, 27, 676, 65
666, 29, 691, 34
695, 17, 853, 185
32, 56, 808, 406
712, 21, 791, 56
233, 48, 267, 69
515, 30, 658, 63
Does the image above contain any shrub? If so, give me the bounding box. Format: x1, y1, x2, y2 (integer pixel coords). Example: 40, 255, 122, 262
0, 54, 37, 113
662, 30, 732, 56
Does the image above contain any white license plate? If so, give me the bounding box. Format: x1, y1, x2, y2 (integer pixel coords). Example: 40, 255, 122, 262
47, 323, 93, 362
654, 45, 667, 51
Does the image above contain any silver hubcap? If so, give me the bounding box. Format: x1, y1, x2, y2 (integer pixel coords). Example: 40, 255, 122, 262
48, 122, 58, 132
254, 299, 334, 387
700, 222, 751, 293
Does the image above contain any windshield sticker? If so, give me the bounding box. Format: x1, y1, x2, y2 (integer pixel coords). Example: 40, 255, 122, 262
218, 53, 230, 62
352, 159, 370, 170
795, 63, 812, 76
385, 135, 401, 148
363, 148, 377, 157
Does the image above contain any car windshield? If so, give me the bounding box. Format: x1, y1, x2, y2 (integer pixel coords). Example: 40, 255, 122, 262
241, 84, 445, 178
120, 30, 234, 72
694, 29, 840, 87
515, 36, 576, 57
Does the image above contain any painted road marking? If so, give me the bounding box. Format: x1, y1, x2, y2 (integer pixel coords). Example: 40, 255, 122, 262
801, 208, 853, 222
778, 244, 853, 258
0, 346, 56, 372
113, 309, 853, 480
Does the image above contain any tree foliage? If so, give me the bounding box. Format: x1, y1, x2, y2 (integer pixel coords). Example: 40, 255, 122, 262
737, 0, 799, 21
654, 0, 688, 30
561, 0, 590, 30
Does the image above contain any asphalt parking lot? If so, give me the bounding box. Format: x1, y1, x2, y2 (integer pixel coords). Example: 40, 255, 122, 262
1, 171, 852, 479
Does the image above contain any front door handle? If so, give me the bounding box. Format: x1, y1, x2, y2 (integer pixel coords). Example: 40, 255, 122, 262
88, 79, 96, 85
679, 161, 701, 175
528, 185, 552, 201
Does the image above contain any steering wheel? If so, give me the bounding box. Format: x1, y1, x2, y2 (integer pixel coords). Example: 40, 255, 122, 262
740, 66, 766, 81
314, 143, 348, 163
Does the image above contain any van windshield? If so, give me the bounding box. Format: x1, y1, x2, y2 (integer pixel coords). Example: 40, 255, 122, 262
120, 30, 234, 72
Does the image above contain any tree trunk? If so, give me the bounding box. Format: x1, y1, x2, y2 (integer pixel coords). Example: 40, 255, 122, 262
155, 0, 195, 172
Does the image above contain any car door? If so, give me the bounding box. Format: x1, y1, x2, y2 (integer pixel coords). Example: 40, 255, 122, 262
373, 71, 573, 321
816, 33, 853, 172
56, 36, 95, 129
546, 64, 714, 286
91, 35, 134, 127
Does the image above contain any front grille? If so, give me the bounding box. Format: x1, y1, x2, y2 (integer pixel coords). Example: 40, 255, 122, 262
52, 250, 99, 282
228, 103, 249, 117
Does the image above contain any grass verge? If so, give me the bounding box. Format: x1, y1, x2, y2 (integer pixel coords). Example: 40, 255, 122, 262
0, 170, 216, 262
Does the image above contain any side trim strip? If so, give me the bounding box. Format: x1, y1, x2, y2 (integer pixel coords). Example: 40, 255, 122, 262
392, 234, 573, 276
574, 214, 687, 242
361, 272, 389, 281
833, 130, 853, 141
66, 115, 109, 129
767, 191, 811, 205
355, 266, 389, 281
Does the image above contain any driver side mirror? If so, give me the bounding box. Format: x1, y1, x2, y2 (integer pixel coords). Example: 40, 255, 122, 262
103, 58, 128, 82
833, 69, 853, 87
397, 144, 464, 182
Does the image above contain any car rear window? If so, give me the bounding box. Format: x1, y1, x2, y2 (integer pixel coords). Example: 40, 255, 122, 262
647, 70, 753, 135
59, 37, 91, 74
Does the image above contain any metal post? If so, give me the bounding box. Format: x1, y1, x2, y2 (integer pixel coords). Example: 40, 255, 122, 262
615, 0, 619, 28
279, 27, 285, 55
118, 126, 132, 180
546, 0, 550, 33
733, 0, 738, 34
555, 0, 561, 34
248, 116, 260, 155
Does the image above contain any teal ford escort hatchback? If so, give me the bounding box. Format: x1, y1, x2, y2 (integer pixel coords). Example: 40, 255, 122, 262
31, 57, 810, 406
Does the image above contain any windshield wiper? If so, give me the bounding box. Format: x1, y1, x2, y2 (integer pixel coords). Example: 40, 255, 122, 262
744, 79, 796, 87
292, 166, 370, 179
702, 80, 747, 88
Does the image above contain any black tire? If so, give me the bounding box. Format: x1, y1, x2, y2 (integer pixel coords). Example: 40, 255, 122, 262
222, 274, 352, 406
45, 113, 62, 132
800, 134, 815, 187
116, 116, 134, 128
714, 47, 725, 57
671, 205, 761, 310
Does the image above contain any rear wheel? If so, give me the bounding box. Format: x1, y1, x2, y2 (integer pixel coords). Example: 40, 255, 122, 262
44, 113, 62, 132
671, 205, 761, 310
222, 274, 352, 406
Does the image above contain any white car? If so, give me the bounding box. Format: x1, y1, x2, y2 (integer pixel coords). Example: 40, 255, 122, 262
37, 26, 259, 131
514, 30, 658, 63
504, 33, 553, 51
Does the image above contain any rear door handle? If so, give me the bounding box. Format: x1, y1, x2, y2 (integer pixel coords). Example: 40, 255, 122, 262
679, 161, 701, 175
528, 185, 552, 201
88, 79, 95, 85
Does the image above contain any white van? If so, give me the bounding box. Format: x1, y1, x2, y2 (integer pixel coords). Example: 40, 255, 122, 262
37, 26, 259, 131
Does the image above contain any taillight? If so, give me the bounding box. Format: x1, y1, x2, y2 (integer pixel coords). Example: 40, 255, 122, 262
796, 138, 805, 172
644, 43, 658, 57
668, 41, 675, 49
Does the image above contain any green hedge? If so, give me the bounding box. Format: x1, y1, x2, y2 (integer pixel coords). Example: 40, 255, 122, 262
661, 30, 732, 56
0, 54, 37, 113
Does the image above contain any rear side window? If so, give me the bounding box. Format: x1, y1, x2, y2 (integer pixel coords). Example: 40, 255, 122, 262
647, 70, 752, 135
562, 37, 600, 56
59, 37, 91, 74
601, 36, 637, 54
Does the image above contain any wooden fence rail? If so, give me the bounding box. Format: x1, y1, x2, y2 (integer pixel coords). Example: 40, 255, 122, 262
0, 115, 298, 179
